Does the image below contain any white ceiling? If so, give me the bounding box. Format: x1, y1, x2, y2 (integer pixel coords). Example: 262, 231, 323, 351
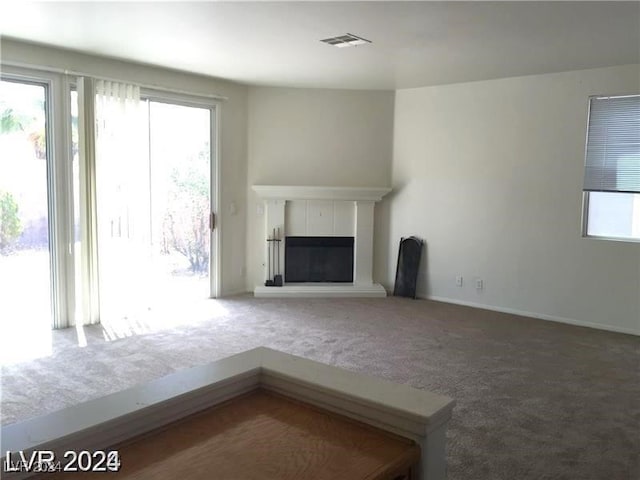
1, 1, 639, 90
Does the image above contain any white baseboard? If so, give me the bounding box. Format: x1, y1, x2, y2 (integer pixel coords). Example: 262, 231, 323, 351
219, 289, 250, 298
421, 294, 639, 336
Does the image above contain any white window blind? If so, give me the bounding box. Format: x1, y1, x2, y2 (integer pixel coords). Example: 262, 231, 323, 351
583, 95, 640, 193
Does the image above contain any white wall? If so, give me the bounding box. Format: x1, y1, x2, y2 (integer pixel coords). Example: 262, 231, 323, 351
383, 64, 640, 334
246, 87, 394, 289
1, 39, 248, 296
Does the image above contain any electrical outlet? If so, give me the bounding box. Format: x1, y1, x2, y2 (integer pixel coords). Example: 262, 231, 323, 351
476, 279, 483, 290
455, 275, 463, 287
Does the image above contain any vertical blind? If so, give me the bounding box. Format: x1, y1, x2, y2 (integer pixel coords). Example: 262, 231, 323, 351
77, 77, 101, 326
583, 94, 640, 193
76, 78, 144, 326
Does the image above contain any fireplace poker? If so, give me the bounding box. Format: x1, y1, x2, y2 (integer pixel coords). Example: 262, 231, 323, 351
265, 230, 274, 286
266, 233, 270, 284
274, 227, 283, 286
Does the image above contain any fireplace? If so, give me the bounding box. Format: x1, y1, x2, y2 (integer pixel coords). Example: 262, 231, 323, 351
285, 236, 354, 283
252, 185, 391, 297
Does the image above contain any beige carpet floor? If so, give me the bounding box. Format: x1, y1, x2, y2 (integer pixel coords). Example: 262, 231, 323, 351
1, 296, 639, 479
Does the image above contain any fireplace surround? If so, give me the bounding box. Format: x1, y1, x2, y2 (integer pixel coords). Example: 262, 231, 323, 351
252, 185, 391, 297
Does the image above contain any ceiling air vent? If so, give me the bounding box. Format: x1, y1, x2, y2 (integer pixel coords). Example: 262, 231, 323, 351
320, 33, 372, 48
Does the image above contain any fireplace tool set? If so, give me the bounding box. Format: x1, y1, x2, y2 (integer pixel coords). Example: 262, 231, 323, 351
265, 227, 283, 286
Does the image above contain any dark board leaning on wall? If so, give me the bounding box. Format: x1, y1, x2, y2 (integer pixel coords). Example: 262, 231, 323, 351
393, 237, 424, 299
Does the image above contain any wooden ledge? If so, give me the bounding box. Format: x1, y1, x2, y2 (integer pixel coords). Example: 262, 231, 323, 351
1, 347, 454, 480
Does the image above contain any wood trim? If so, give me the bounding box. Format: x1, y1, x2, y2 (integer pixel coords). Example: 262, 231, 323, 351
1, 348, 454, 480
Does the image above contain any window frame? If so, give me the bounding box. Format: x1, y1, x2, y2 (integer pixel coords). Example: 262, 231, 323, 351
581, 93, 640, 244
581, 192, 640, 243
140, 89, 222, 298
0, 66, 77, 326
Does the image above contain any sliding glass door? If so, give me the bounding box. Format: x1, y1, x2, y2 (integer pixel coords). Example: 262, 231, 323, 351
96, 99, 213, 324
148, 101, 212, 302
1, 69, 218, 347
0, 79, 52, 331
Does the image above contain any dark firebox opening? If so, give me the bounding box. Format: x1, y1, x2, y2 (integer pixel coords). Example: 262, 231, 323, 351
285, 236, 354, 283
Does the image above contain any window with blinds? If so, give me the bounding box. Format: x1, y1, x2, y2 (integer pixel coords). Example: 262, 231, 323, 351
582, 94, 640, 241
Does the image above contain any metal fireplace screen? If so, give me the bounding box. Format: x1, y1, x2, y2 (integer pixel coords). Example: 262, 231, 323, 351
285, 236, 354, 283
393, 236, 424, 298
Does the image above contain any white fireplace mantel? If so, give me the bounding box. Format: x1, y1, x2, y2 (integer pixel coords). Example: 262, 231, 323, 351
253, 185, 391, 298
252, 185, 391, 202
